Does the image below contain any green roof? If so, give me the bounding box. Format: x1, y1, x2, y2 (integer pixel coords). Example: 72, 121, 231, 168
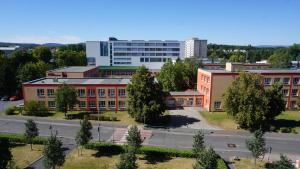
98, 66, 139, 70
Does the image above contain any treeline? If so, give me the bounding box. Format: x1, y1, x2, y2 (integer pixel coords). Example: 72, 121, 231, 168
0, 44, 86, 96
208, 44, 300, 67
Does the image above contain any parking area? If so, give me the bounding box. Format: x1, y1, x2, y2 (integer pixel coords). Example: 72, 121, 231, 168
167, 107, 221, 130
0, 100, 23, 115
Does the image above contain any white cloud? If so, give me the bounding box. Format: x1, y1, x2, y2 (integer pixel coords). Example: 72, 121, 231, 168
3, 35, 83, 44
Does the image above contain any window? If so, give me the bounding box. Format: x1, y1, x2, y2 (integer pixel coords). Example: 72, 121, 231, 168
88, 89, 96, 97
37, 89, 45, 97
48, 101, 55, 108
145, 58, 149, 62
140, 58, 144, 62
98, 89, 105, 97
108, 101, 115, 108
119, 101, 126, 109
264, 78, 271, 85
188, 98, 193, 106
78, 89, 85, 97
118, 89, 126, 97
79, 101, 86, 108
293, 78, 299, 85
284, 78, 290, 85
282, 89, 289, 97
47, 89, 55, 97
292, 89, 298, 96
99, 101, 106, 109
274, 78, 281, 84
108, 89, 115, 97
291, 101, 297, 109
196, 98, 202, 106
214, 101, 221, 110
89, 101, 96, 108
177, 98, 184, 105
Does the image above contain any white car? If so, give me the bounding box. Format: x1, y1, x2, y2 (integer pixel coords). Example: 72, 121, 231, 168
16, 103, 24, 108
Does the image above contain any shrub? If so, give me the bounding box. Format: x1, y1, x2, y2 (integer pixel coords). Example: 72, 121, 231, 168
24, 101, 49, 116
85, 142, 124, 155
5, 106, 17, 115
88, 114, 118, 121
0, 133, 47, 144
280, 127, 292, 133
217, 159, 228, 169
66, 112, 90, 119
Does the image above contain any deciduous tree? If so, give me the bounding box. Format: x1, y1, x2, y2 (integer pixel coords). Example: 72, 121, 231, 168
24, 119, 39, 150
55, 83, 78, 116
193, 130, 205, 154
116, 150, 137, 169
43, 135, 65, 169
75, 116, 93, 155
246, 129, 266, 169
193, 147, 218, 169
0, 138, 12, 168
126, 125, 142, 152
266, 154, 295, 169
33, 46, 52, 63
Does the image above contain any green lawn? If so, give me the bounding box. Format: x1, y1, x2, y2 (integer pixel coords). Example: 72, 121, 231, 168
234, 158, 266, 169
11, 144, 44, 168
200, 111, 300, 133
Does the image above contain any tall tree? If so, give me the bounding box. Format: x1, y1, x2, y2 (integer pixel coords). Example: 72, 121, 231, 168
246, 129, 266, 169
193, 130, 205, 154
208, 51, 218, 63
193, 147, 218, 169
54, 50, 86, 67
265, 84, 285, 123
127, 66, 166, 123
0, 138, 12, 169
184, 58, 203, 89
24, 119, 39, 150
126, 125, 142, 152
55, 83, 78, 116
268, 49, 291, 68
33, 46, 52, 63
75, 116, 93, 155
43, 135, 65, 169
228, 51, 246, 62
267, 154, 295, 169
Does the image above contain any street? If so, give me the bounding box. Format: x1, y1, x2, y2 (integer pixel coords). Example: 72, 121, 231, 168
1, 115, 300, 162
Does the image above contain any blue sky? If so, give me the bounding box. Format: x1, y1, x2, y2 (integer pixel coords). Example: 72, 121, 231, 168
0, 0, 299, 45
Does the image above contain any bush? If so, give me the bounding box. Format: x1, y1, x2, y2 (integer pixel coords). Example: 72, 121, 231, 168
280, 127, 292, 133
0, 133, 47, 144
66, 112, 90, 119
5, 106, 17, 115
217, 159, 228, 169
24, 101, 49, 116
88, 114, 118, 121
85, 142, 124, 155
139, 146, 195, 158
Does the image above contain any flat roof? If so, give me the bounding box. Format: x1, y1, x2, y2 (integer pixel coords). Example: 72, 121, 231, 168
24, 78, 131, 85
47, 66, 97, 73
200, 68, 300, 74
98, 66, 139, 70
169, 91, 203, 96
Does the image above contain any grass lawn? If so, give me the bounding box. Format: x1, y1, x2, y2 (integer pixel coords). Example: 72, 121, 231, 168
200, 111, 300, 133
200, 111, 237, 130
62, 148, 195, 169
99, 111, 141, 125
234, 158, 267, 169
11, 144, 44, 168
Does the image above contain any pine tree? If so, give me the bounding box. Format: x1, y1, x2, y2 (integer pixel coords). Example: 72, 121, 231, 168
246, 129, 266, 169
193, 130, 205, 155
24, 119, 39, 150
126, 125, 142, 152
43, 135, 65, 169
75, 116, 93, 155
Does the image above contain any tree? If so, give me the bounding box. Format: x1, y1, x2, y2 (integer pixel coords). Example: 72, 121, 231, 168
75, 116, 93, 155
54, 50, 86, 67
126, 125, 142, 152
55, 83, 78, 116
229, 51, 246, 62
0, 138, 12, 169
267, 154, 295, 169
193, 147, 218, 169
33, 46, 52, 63
43, 134, 65, 169
193, 130, 205, 154
184, 58, 203, 89
246, 129, 266, 169
208, 51, 218, 63
24, 119, 39, 150
268, 49, 291, 68
127, 66, 166, 123
116, 150, 137, 169
24, 101, 49, 116
223, 72, 284, 131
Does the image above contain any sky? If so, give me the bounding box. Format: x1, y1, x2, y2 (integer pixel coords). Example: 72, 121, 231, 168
0, 0, 299, 45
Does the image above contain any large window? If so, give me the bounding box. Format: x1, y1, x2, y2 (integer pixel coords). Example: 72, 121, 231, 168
282, 89, 289, 97
293, 78, 299, 85
37, 89, 45, 97
118, 89, 126, 97
283, 78, 290, 85
48, 101, 55, 108
89, 101, 96, 108
98, 89, 105, 97
292, 89, 298, 97
88, 89, 96, 97
78, 89, 85, 97
108, 89, 115, 97
108, 101, 115, 108
214, 101, 221, 110
264, 78, 271, 85
291, 101, 297, 109
99, 101, 106, 109
119, 101, 126, 109
274, 78, 281, 84
79, 101, 86, 108
177, 98, 184, 105
47, 89, 55, 97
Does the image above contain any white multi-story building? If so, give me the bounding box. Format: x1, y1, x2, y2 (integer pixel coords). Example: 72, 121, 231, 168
185, 38, 207, 59
86, 37, 207, 70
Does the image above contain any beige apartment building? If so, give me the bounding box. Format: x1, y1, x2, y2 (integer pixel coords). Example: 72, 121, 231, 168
198, 63, 300, 111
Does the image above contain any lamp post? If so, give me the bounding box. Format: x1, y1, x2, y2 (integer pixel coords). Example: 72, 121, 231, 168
97, 124, 101, 142
49, 124, 53, 136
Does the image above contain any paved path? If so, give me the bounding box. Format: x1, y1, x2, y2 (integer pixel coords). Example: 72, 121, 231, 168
168, 107, 221, 130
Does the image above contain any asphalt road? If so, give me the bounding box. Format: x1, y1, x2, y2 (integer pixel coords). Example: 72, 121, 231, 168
0, 100, 23, 115
1, 115, 300, 164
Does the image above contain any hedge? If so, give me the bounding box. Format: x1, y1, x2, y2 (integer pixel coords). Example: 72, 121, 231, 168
217, 159, 228, 169
0, 133, 47, 144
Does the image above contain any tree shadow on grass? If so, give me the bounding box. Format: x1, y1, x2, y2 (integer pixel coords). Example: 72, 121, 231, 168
272, 119, 300, 131
139, 154, 172, 164
167, 115, 200, 128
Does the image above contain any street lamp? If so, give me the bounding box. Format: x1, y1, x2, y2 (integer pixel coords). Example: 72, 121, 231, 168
49, 124, 53, 136
97, 124, 101, 142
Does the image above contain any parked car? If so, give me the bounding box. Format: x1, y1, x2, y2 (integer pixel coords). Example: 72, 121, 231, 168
1, 95, 9, 101
16, 103, 24, 108
9, 96, 18, 101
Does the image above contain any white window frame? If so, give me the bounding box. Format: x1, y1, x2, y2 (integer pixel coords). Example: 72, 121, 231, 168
108, 101, 116, 108
79, 101, 86, 108
88, 89, 96, 97
292, 89, 298, 97
108, 89, 115, 97
214, 101, 221, 110
78, 89, 85, 97
293, 78, 299, 85
98, 89, 105, 97
264, 78, 271, 85
274, 78, 281, 84
118, 101, 126, 109
88, 101, 96, 108
48, 101, 56, 108
37, 89, 45, 97
282, 89, 289, 97
283, 78, 290, 85
98, 101, 106, 109
118, 89, 126, 97
47, 89, 55, 97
